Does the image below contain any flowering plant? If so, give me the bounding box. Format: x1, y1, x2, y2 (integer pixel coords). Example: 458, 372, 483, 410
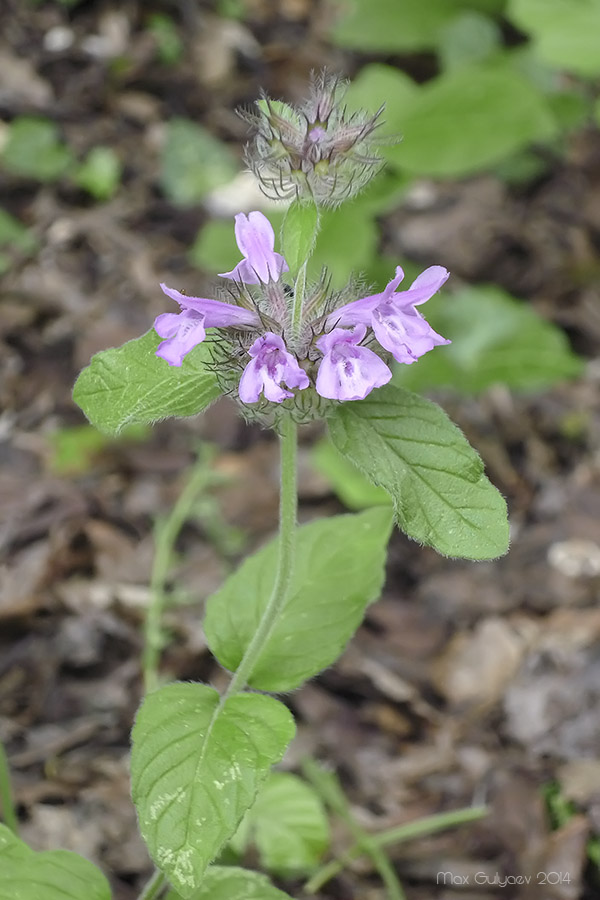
0, 74, 508, 900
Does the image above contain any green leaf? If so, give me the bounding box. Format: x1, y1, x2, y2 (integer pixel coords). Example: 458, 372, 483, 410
0, 209, 37, 254
394, 286, 584, 394
161, 119, 238, 206
438, 12, 502, 71
204, 507, 393, 692
148, 13, 184, 65
231, 773, 330, 875
386, 63, 556, 177
312, 438, 391, 510
345, 64, 419, 127
328, 384, 509, 560
331, 0, 501, 52
508, 0, 600, 78
165, 866, 292, 900
308, 201, 379, 289
75, 147, 122, 201
0, 824, 111, 900
131, 684, 295, 898
1, 117, 74, 182
281, 201, 319, 277
73, 329, 221, 435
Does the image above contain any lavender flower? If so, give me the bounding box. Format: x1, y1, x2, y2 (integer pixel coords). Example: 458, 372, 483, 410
239, 333, 309, 403
316, 325, 392, 402
154, 209, 449, 416
329, 266, 450, 365
219, 211, 288, 284
155, 285, 259, 367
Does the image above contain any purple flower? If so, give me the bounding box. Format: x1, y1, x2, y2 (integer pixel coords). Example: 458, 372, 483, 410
219, 211, 288, 285
155, 283, 259, 367
329, 265, 450, 365
239, 333, 309, 404
316, 325, 392, 402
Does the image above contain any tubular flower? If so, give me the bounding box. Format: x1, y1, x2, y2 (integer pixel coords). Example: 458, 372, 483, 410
316, 325, 392, 401
155, 286, 259, 367
219, 211, 288, 285
153, 209, 450, 417
239, 333, 309, 404
329, 266, 450, 364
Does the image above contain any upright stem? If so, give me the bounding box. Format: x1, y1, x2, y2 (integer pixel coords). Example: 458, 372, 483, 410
224, 415, 298, 697
291, 260, 307, 339
0, 740, 18, 835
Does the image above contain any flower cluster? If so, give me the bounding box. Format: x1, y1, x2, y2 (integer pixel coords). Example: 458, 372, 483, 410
243, 71, 387, 205
155, 212, 449, 417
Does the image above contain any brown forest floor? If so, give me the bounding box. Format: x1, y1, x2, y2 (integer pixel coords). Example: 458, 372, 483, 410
1, 2, 600, 899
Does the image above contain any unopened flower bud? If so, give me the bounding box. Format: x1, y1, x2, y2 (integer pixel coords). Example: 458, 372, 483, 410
242, 71, 390, 207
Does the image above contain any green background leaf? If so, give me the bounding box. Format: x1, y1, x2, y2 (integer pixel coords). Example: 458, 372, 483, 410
131, 683, 295, 898
1, 117, 73, 182
73, 329, 222, 435
393, 286, 584, 394
165, 866, 292, 900
331, 0, 506, 52
508, 0, 600, 78
0, 824, 110, 900
385, 63, 556, 177
204, 507, 393, 692
75, 147, 121, 201
328, 385, 509, 560
161, 119, 238, 206
230, 773, 329, 875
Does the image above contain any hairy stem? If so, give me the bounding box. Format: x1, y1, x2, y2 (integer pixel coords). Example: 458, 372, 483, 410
0, 740, 18, 835
224, 415, 298, 697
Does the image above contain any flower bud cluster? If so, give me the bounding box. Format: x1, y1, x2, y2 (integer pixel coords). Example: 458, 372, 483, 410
242, 71, 387, 207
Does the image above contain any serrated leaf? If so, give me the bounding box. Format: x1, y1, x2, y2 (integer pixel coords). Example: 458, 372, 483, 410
386, 63, 556, 177
73, 329, 222, 435
204, 508, 393, 692
328, 385, 509, 560
165, 866, 292, 900
311, 438, 391, 510
281, 201, 319, 277
393, 286, 583, 394
508, 0, 600, 78
0, 824, 111, 900
131, 683, 295, 898
231, 773, 330, 875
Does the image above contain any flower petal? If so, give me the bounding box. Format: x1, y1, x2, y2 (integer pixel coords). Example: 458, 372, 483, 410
220, 211, 289, 284
160, 283, 259, 327
371, 303, 450, 364
155, 309, 207, 367
398, 266, 450, 307
316, 325, 391, 402
239, 332, 308, 404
